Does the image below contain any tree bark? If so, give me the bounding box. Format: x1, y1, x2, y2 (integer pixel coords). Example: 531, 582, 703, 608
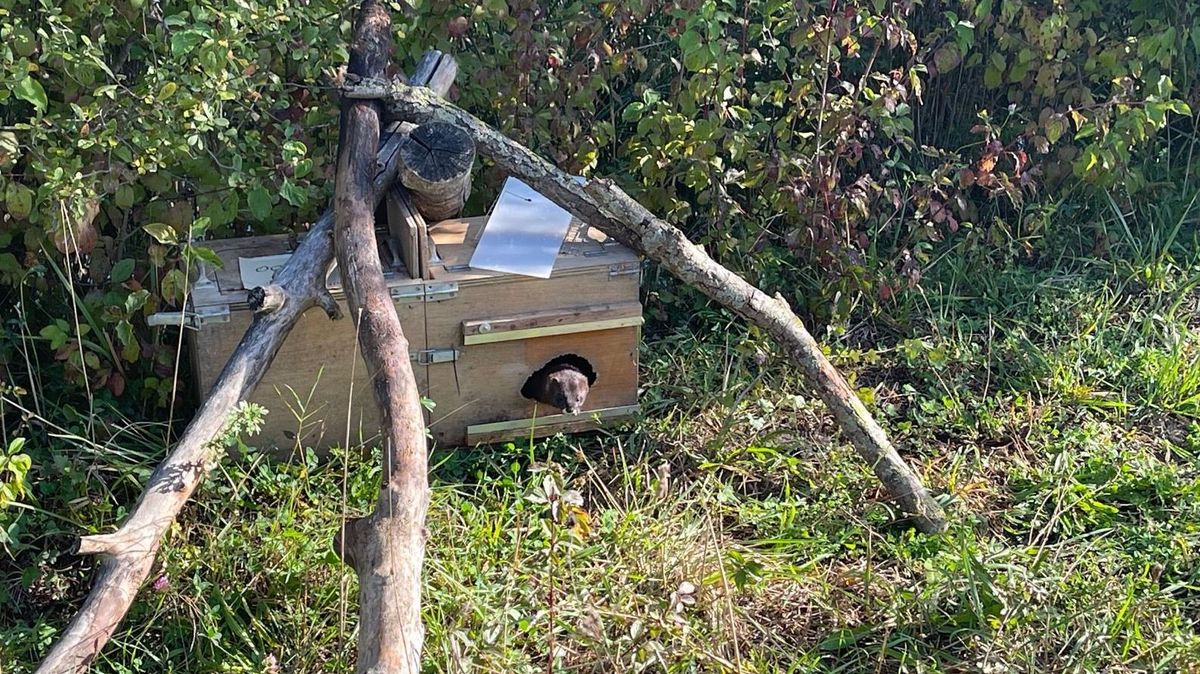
359, 82, 948, 534
35, 53, 457, 674
331, 3, 430, 673
398, 121, 475, 220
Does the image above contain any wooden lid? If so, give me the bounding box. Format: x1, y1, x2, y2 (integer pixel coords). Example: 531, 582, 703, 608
190, 217, 639, 309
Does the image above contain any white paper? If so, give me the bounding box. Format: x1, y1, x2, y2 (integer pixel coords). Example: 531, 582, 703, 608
238, 253, 292, 288
469, 177, 575, 278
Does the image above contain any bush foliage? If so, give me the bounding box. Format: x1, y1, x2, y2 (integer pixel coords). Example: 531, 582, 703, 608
0, 0, 1197, 407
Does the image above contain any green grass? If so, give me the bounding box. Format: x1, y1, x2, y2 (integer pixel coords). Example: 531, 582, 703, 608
5, 190, 1200, 672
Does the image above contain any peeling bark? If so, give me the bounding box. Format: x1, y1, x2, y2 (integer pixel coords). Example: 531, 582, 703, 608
330, 3, 429, 672
35, 51, 457, 674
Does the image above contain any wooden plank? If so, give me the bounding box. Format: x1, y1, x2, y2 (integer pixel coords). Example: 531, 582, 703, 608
385, 185, 424, 279
419, 227, 433, 280
424, 326, 639, 447
426, 64, 458, 98
428, 216, 639, 281
409, 50, 444, 88
463, 316, 642, 345
190, 296, 428, 455
465, 404, 639, 444
462, 302, 643, 344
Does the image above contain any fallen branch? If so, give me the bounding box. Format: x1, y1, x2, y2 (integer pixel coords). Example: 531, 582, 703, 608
371, 82, 948, 534
36, 52, 457, 674
329, 2, 429, 671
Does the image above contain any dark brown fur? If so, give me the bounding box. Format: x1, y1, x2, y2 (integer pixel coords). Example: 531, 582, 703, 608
521, 354, 596, 414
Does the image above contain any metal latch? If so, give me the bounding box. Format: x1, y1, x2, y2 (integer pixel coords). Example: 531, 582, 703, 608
390, 281, 459, 303
608, 261, 642, 279
146, 305, 231, 330
410, 348, 459, 364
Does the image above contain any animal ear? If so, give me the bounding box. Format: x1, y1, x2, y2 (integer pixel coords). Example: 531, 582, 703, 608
545, 353, 597, 385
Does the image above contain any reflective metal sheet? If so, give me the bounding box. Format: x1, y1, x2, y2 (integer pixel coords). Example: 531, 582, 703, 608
468, 177, 576, 278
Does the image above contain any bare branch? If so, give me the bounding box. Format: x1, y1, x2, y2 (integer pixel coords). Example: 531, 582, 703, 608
378, 82, 948, 534
35, 51, 458, 674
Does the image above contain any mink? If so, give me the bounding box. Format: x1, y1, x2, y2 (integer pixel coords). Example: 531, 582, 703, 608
521, 354, 597, 415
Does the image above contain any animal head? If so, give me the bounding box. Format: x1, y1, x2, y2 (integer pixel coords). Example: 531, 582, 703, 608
546, 367, 589, 414
521, 354, 598, 415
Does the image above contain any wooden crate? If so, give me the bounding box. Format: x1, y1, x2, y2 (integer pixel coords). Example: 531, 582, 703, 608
184, 217, 641, 452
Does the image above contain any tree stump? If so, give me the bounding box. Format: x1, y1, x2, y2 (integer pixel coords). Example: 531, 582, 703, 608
398, 121, 475, 220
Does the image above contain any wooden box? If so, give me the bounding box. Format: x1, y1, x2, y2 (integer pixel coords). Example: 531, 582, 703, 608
182, 217, 642, 451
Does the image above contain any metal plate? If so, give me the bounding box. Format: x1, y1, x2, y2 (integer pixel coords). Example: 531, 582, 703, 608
468, 177, 577, 279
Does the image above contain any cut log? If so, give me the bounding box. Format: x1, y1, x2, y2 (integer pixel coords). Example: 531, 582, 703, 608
398, 121, 475, 220
371, 82, 948, 534
331, 2, 429, 673
34, 51, 458, 674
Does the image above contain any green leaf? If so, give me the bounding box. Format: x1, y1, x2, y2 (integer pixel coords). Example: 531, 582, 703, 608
1164, 100, 1192, 116
189, 216, 211, 240
1045, 116, 1066, 144
679, 30, 702, 54
5, 183, 34, 220
0, 253, 19, 282
279, 180, 307, 207
143, 223, 178, 245
188, 245, 224, 268
819, 627, 870, 651
115, 319, 135, 347
293, 158, 313, 179
110, 258, 136, 283
157, 81, 179, 101
247, 185, 273, 220
161, 268, 186, 303
621, 102, 645, 122
12, 26, 35, 58
115, 184, 136, 209
282, 140, 307, 161
984, 64, 1002, 89
39, 323, 69, 349
125, 289, 150, 314
170, 30, 208, 57
13, 76, 47, 113
119, 321, 140, 362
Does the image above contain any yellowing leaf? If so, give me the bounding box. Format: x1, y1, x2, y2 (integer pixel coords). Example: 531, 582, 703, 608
143, 222, 178, 245
5, 183, 34, 219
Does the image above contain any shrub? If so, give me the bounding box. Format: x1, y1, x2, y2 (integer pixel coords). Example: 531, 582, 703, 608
0, 0, 1196, 408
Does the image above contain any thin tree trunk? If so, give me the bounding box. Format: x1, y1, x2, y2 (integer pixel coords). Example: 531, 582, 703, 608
35, 51, 457, 674
330, 2, 429, 672
350, 82, 948, 534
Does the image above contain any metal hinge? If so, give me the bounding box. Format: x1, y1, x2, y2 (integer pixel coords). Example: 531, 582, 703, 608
146, 305, 231, 331
608, 261, 641, 279
390, 281, 459, 303
410, 348, 460, 364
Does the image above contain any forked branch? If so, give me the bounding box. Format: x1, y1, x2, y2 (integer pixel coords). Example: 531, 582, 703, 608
328, 2, 431, 672
34, 49, 458, 674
